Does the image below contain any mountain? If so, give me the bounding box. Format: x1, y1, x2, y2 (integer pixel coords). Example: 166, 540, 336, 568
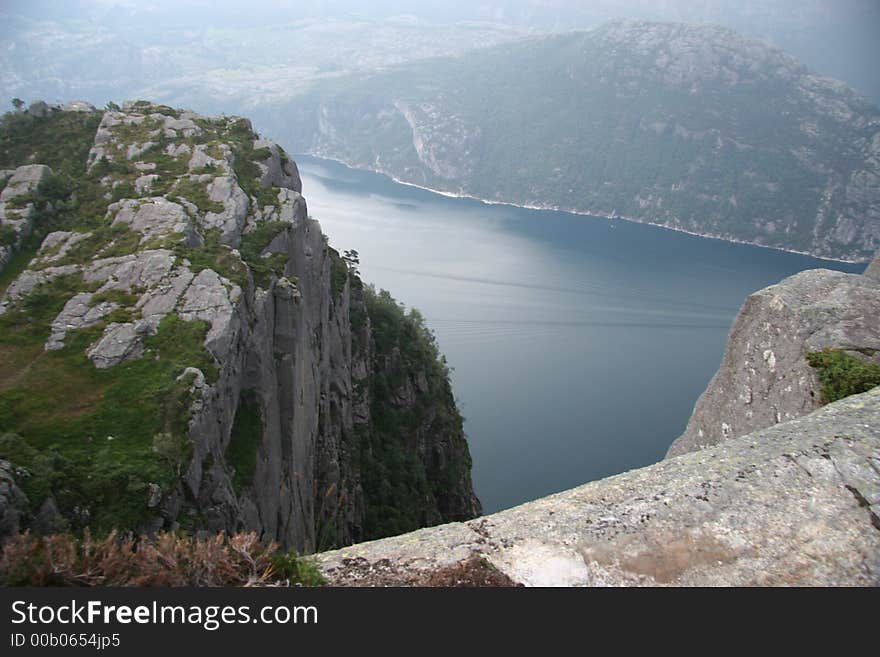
0, 100, 480, 551
279, 20, 880, 262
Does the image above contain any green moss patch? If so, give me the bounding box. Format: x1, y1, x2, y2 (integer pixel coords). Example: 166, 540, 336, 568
806, 349, 880, 404
173, 177, 224, 214
239, 221, 289, 288
174, 227, 248, 288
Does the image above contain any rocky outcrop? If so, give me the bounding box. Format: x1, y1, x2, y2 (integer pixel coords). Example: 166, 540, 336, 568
667, 253, 880, 457
0, 101, 479, 551
318, 387, 880, 586
0, 164, 52, 273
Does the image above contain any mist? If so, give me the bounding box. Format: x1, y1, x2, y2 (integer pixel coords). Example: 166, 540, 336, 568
2, 0, 879, 115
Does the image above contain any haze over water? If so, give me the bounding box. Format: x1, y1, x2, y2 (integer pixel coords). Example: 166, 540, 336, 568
296, 155, 865, 514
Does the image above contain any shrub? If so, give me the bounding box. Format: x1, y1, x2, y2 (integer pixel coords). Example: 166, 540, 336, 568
806, 348, 880, 404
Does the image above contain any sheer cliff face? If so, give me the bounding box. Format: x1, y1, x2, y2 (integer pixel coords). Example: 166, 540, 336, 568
667, 252, 880, 458
0, 101, 479, 550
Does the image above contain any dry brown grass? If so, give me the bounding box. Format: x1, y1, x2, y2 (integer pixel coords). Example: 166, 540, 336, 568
1, 530, 325, 587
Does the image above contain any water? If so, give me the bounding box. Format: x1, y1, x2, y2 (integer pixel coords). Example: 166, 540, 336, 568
295, 154, 865, 514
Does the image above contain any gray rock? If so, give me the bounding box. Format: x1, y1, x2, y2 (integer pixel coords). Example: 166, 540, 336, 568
0, 164, 51, 203
864, 250, 880, 283
188, 144, 230, 173
31, 495, 67, 535
59, 100, 96, 113
178, 268, 241, 358
0, 265, 79, 315
126, 142, 156, 160
0, 460, 29, 542
27, 101, 50, 118
165, 143, 192, 158
136, 266, 194, 318
203, 175, 249, 245
87, 319, 156, 368
667, 261, 880, 457
318, 387, 880, 586
154, 113, 202, 138
36, 231, 92, 264
134, 174, 159, 195
45, 292, 117, 351
110, 198, 200, 246
253, 139, 302, 192
277, 188, 308, 223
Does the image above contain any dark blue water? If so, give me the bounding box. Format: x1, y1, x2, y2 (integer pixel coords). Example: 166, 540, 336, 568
295, 154, 865, 514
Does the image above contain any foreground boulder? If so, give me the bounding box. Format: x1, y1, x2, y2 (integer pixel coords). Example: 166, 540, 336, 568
318, 387, 880, 586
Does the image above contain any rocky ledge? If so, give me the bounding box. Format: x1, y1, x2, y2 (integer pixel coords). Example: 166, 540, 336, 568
667, 251, 880, 457
317, 387, 880, 586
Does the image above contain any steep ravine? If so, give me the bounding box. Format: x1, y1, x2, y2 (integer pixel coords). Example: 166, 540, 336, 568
0, 101, 480, 552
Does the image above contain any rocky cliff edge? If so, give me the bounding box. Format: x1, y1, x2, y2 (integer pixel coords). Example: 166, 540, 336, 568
667, 251, 880, 457
317, 387, 880, 586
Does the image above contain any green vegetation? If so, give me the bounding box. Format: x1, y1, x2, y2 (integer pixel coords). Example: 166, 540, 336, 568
0, 109, 109, 279
89, 288, 141, 307
239, 220, 289, 288
0, 273, 218, 531
355, 285, 472, 539
0, 223, 17, 247
173, 177, 224, 214
174, 228, 248, 288
268, 551, 327, 587
0, 108, 102, 177
806, 349, 880, 404
226, 392, 263, 493
43, 223, 141, 269
224, 119, 282, 209
329, 247, 349, 301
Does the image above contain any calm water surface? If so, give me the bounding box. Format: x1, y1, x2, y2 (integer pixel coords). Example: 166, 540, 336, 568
295, 154, 864, 513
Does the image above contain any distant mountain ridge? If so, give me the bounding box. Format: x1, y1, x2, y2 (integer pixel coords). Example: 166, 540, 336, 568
280, 20, 880, 262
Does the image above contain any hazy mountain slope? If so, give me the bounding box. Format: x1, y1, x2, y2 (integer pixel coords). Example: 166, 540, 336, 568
280, 20, 880, 262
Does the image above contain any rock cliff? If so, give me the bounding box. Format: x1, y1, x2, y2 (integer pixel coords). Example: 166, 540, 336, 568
317, 387, 880, 586
667, 251, 880, 457
0, 101, 480, 551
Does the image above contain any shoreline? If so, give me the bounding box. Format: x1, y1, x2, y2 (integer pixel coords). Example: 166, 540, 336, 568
297, 152, 865, 267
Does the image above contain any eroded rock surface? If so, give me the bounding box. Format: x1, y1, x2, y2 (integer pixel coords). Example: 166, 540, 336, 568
667, 253, 880, 457
319, 387, 880, 586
